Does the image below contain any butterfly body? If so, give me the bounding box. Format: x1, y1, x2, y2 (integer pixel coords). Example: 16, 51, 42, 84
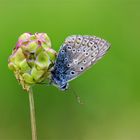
51, 35, 111, 90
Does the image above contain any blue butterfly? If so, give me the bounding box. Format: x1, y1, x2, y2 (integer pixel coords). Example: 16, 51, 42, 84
51, 35, 111, 90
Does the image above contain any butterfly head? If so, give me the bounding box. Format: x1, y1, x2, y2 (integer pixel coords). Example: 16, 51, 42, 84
51, 74, 69, 91
52, 81, 69, 91
59, 83, 69, 91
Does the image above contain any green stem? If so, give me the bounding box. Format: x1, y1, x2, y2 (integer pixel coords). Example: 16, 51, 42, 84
29, 88, 37, 140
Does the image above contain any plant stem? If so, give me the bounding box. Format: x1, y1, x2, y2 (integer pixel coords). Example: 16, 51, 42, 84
29, 88, 37, 140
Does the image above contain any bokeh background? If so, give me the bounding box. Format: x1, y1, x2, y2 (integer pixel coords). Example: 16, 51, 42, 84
0, 0, 140, 139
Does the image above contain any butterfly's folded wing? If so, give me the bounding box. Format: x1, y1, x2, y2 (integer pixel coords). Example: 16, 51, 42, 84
52, 35, 111, 84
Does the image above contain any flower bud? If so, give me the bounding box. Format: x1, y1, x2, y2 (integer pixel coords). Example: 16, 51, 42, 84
8, 33, 57, 91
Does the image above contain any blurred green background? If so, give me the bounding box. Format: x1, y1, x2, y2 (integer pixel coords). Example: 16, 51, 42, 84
0, 0, 140, 139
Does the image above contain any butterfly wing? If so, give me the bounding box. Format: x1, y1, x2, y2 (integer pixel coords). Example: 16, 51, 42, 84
51, 35, 111, 89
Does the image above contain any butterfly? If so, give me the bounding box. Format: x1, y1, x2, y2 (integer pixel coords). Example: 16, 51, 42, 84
51, 35, 111, 90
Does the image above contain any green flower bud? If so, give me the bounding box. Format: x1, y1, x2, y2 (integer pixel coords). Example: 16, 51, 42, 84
8, 33, 57, 91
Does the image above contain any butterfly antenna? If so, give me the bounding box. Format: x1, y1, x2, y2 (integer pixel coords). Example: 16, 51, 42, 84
69, 86, 84, 104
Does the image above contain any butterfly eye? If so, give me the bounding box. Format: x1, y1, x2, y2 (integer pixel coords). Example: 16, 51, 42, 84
70, 71, 75, 75
65, 58, 68, 61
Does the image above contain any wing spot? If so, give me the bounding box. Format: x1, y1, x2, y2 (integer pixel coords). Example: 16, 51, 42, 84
72, 37, 75, 41
61, 50, 65, 53
80, 66, 84, 71
70, 71, 75, 75
84, 40, 88, 43
77, 37, 82, 42
67, 46, 72, 50
88, 42, 94, 47
82, 39, 88, 45
67, 64, 70, 67
72, 49, 76, 53
78, 37, 82, 40
83, 60, 86, 63
83, 49, 86, 52
77, 49, 80, 52
85, 52, 89, 56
